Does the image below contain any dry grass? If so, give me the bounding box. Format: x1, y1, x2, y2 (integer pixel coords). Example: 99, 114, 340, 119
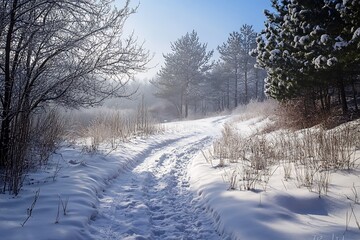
30, 109, 66, 166
214, 124, 276, 190
212, 124, 245, 166
213, 116, 359, 195
66, 103, 163, 152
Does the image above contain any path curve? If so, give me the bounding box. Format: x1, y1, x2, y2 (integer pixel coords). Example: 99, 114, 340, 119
89, 130, 223, 239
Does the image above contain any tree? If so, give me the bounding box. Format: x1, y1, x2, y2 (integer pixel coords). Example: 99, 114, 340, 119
253, 0, 360, 115
218, 31, 242, 108
0, 0, 149, 194
253, 0, 304, 100
151, 30, 213, 118
338, 0, 360, 112
204, 61, 232, 111
218, 25, 258, 107
239, 24, 257, 104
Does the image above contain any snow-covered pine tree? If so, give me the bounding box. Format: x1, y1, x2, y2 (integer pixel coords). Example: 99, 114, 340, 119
253, 0, 308, 100
254, 0, 360, 115
285, 0, 339, 111
332, 0, 360, 112
292, 0, 360, 113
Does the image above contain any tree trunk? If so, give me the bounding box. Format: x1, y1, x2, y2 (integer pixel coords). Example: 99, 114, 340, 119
180, 90, 184, 118
226, 78, 230, 109
0, 0, 18, 168
261, 77, 265, 101
234, 68, 238, 108
320, 88, 325, 111
244, 65, 248, 104
352, 80, 358, 113
255, 69, 259, 100
337, 75, 348, 115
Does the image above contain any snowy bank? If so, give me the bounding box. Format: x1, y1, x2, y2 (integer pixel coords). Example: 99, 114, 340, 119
189, 117, 360, 240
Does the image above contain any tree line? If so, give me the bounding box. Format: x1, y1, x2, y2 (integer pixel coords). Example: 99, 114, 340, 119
152, 0, 360, 121
151, 26, 266, 119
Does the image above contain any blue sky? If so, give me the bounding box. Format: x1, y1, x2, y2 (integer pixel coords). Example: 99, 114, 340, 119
118, 0, 272, 79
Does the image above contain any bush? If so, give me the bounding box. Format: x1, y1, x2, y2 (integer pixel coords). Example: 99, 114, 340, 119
1, 109, 66, 195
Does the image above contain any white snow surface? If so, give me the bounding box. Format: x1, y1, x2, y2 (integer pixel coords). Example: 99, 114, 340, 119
1, 114, 360, 240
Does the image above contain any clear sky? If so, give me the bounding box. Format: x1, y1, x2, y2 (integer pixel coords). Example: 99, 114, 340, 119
118, 0, 272, 79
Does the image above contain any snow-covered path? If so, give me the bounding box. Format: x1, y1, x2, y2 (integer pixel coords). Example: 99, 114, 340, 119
88, 121, 225, 239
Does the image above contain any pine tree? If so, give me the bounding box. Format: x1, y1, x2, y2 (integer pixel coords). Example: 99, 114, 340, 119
254, 0, 306, 100
207, 61, 232, 111
254, 0, 360, 115
151, 30, 213, 118
239, 24, 257, 104
218, 32, 242, 108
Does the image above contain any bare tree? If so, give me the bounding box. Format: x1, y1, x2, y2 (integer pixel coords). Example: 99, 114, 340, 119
0, 0, 149, 194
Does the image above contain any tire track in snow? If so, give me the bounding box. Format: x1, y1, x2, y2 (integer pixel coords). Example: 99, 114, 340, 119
89, 134, 221, 240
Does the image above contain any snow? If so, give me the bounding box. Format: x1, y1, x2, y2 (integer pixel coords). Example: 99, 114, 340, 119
334, 36, 349, 50
313, 55, 327, 68
1, 111, 360, 240
320, 34, 330, 44
282, 50, 289, 57
299, 35, 309, 45
327, 57, 338, 67
311, 26, 324, 37
189, 118, 360, 240
352, 27, 360, 40
336, 3, 344, 11
294, 35, 300, 43
269, 49, 281, 61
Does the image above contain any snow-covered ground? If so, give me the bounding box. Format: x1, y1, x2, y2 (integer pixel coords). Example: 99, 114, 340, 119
189, 117, 360, 240
1, 113, 360, 240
